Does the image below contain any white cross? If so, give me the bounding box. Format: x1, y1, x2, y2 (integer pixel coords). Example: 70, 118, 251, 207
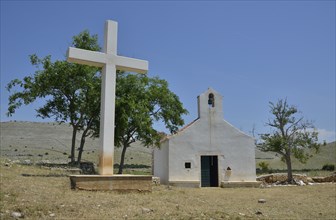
67, 20, 148, 175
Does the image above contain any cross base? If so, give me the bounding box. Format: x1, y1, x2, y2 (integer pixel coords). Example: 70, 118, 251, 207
69, 175, 152, 192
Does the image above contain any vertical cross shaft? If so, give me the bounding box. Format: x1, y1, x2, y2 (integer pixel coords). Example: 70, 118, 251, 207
98, 21, 117, 175
67, 20, 148, 175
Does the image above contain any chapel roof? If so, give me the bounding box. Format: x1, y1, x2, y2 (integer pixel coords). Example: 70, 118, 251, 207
161, 118, 199, 142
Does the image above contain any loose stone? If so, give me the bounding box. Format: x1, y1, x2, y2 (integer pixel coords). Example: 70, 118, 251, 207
258, 199, 266, 203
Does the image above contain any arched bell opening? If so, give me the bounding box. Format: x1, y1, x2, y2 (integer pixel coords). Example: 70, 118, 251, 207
208, 93, 215, 108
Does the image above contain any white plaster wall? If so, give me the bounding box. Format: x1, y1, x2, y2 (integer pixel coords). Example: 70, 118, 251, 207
153, 140, 169, 184
168, 121, 202, 183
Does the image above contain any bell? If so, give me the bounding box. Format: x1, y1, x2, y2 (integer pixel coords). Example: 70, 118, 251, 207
208, 99, 213, 105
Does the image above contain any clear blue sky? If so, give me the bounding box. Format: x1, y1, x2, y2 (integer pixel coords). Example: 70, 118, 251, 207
1, 1, 335, 142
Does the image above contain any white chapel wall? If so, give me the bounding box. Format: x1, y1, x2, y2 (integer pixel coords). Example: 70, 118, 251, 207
153, 140, 169, 184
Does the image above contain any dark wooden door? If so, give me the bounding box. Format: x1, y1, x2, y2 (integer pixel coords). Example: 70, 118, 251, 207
201, 155, 218, 187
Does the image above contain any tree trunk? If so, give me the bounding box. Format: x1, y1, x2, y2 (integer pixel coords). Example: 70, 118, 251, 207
77, 119, 93, 165
118, 144, 128, 174
77, 132, 86, 165
285, 151, 293, 183
77, 127, 91, 164
70, 125, 78, 164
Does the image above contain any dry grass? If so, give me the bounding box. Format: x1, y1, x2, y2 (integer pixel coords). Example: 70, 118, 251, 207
1, 122, 335, 219
1, 160, 335, 220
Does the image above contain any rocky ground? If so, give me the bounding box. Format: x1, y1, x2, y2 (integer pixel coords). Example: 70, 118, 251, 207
1, 121, 336, 219
1, 160, 335, 220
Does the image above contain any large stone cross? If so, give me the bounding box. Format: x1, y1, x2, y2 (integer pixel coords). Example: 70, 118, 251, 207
67, 20, 148, 175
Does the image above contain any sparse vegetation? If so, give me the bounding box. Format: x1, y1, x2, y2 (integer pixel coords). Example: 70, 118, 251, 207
322, 163, 335, 171
1, 121, 335, 219
258, 161, 270, 173
256, 141, 336, 171
1, 161, 335, 219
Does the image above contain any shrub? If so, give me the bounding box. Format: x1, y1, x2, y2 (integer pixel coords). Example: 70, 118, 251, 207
258, 161, 270, 173
322, 164, 335, 171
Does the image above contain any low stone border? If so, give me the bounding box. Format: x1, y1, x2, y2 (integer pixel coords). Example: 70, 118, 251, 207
312, 174, 336, 183
21, 173, 68, 177
257, 173, 335, 185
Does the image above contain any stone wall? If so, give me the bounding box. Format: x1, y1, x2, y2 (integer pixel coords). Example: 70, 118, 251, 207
257, 173, 336, 184
312, 173, 336, 183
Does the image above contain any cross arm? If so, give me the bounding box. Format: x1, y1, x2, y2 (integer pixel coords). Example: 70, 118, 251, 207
115, 56, 148, 74
67, 47, 148, 74
67, 47, 107, 67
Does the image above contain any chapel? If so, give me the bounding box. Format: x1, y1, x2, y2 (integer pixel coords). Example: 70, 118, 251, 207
153, 88, 259, 187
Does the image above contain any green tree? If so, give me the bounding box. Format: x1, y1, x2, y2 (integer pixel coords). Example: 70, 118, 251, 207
258, 99, 320, 183
6, 30, 101, 164
114, 72, 188, 174
7, 30, 188, 172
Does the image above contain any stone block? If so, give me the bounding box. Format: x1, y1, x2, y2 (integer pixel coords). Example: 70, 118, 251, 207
70, 175, 152, 192
152, 176, 160, 185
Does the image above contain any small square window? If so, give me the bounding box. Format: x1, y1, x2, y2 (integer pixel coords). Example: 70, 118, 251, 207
185, 162, 191, 169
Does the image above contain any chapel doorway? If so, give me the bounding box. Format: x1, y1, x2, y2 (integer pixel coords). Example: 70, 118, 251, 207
200, 155, 218, 187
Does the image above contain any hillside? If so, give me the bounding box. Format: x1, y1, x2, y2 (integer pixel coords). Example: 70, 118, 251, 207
0, 121, 152, 168
255, 141, 336, 170
1, 121, 335, 171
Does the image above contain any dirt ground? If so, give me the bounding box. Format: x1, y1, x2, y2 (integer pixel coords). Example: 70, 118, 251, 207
1, 160, 335, 220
